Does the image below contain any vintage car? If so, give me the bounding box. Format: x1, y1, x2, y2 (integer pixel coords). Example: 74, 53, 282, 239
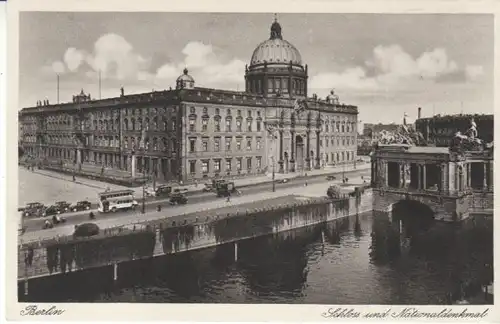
55, 201, 71, 212
70, 200, 92, 212
41, 205, 62, 217
169, 192, 188, 205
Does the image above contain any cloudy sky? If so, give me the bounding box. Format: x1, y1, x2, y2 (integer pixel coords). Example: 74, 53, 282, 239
19, 12, 493, 123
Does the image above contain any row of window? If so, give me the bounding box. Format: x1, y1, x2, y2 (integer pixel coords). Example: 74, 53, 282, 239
246, 78, 306, 95
189, 136, 262, 153
321, 136, 357, 147
188, 117, 262, 133
189, 106, 262, 118
189, 156, 262, 174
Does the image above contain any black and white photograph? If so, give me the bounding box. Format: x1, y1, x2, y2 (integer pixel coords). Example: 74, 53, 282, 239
5, 0, 498, 321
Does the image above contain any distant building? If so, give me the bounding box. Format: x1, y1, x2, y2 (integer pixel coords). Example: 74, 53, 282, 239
415, 114, 493, 147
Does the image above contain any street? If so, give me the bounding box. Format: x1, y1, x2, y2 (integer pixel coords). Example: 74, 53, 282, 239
21, 168, 370, 233
19, 168, 370, 241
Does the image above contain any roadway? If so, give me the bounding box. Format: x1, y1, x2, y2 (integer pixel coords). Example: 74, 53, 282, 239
21, 168, 370, 234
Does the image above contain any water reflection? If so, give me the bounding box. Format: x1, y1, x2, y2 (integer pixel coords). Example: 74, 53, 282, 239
25, 210, 493, 305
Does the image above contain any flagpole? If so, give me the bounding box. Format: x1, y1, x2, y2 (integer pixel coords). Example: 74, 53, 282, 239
99, 70, 102, 99
57, 74, 60, 104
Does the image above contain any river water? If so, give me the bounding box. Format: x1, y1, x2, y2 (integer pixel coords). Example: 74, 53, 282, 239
24, 210, 493, 305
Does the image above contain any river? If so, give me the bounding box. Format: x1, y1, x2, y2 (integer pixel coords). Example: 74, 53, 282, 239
22, 210, 493, 304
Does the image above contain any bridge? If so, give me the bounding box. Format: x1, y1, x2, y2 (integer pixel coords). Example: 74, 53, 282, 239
370, 144, 493, 222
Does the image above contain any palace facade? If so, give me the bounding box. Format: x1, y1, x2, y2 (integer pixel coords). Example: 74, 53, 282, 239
19, 17, 358, 183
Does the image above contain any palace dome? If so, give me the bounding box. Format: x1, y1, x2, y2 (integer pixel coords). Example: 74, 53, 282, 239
176, 68, 195, 89
249, 18, 302, 66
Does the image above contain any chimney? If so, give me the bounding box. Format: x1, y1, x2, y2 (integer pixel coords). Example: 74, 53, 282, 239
418, 107, 422, 119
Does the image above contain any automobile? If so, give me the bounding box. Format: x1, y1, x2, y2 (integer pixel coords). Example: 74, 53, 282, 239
155, 185, 172, 197
326, 175, 337, 181
41, 205, 62, 217
70, 200, 92, 212
55, 201, 71, 212
276, 178, 289, 184
216, 181, 237, 197
169, 192, 188, 205
73, 223, 100, 238
22, 202, 45, 217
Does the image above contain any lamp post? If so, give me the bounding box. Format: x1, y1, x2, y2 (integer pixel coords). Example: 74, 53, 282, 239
141, 178, 146, 214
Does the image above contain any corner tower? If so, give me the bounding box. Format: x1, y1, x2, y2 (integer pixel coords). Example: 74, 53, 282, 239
245, 15, 308, 98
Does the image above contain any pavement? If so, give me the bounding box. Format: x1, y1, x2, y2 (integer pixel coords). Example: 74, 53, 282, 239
19, 174, 370, 245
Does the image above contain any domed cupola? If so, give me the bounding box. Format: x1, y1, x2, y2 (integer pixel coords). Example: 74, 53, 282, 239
245, 15, 308, 98
176, 68, 195, 90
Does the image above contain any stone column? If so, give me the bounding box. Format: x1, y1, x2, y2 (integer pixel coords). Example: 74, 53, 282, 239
290, 130, 296, 172
440, 163, 446, 192
315, 130, 321, 169
77, 149, 82, 165
488, 160, 493, 191
422, 164, 427, 190
468, 163, 472, 188
417, 165, 422, 190
483, 162, 488, 190
305, 131, 311, 171
278, 130, 284, 173
131, 154, 136, 178
384, 161, 389, 187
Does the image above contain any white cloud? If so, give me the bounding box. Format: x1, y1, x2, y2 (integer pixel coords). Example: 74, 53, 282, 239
85, 33, 149, 80
48, 36, 246, 90
310, 44, 462, 97
155, 41, 245, 88
40, 60, 66, 75
465, 65, 484, 82
51, 61, 66, 74
64, 47, 85, 72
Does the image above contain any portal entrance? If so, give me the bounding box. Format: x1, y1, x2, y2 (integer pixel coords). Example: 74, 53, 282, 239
296, 135, 304, 171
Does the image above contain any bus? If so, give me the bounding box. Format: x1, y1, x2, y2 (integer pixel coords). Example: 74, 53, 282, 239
97, 189, 139, 213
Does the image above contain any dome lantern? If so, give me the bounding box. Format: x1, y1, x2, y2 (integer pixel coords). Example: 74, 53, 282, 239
270, 14, 283, 40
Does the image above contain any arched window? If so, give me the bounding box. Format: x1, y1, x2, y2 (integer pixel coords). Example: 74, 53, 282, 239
145, 117, 150, 130
162, 137, 168, 151
153, 117, 158, 130
123, 118, 128, 131
124, 137, 128, 149
131, 118, 136, 131
153, 137, 158, 151
138, 118, 143, 130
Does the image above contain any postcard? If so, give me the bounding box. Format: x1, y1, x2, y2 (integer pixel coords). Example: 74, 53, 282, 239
4, 0, 499, 322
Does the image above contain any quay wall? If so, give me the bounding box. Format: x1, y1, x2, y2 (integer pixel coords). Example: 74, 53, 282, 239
18, 190, 373, 281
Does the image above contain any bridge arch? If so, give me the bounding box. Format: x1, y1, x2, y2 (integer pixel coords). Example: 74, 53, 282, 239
391, 199, 435, 234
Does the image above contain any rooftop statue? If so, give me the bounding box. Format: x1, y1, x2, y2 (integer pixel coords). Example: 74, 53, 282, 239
374, 124, 427, 146
449, 118, 492, 153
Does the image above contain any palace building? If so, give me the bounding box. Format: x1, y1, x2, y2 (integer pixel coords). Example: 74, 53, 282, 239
19, 17, 359, 184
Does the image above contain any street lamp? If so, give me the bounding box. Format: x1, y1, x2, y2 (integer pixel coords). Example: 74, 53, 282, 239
141, 177, 147, 214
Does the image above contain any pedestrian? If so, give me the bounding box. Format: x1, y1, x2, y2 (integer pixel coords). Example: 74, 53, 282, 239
72, 175, 76, 182
195, 180, 198, 188
157, 205, 162, 212
226, 194, 231, 202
